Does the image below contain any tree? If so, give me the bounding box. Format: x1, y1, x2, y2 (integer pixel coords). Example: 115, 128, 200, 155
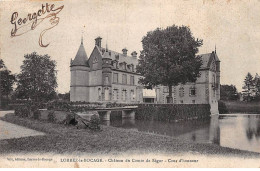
220, 84, 239, 101
254, 73, 260, 101
136, 25, 203, 103
16, 52, 57, 102
0, 59, 16, 106
242, 72, 255, 102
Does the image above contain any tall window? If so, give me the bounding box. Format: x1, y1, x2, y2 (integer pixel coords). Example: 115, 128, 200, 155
179, 87, 184, 97
105, 76, 109, 85
104, 88, 109, 101
98, 88, 102, 101
163, 87, 169, 93
113, 73, 118, 83
130, 90, 135, 101
122, 74, 127, 84
113, 89, 118, 100
130, 76, 134, 85
122, 89, 127, 101
189, 86, 196, 96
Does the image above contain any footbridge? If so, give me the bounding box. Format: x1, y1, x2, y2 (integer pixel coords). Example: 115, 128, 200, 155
77, 106, 138, 121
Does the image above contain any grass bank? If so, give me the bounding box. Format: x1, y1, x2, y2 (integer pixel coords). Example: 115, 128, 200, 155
222, 100, 260, 114
0, 113, 259, 158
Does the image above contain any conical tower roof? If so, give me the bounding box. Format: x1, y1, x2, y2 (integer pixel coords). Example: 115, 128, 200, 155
71, 40, 89, 67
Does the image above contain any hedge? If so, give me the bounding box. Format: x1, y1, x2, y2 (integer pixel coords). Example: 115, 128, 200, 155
106, 103, 211, 122
134, 104, 211, 122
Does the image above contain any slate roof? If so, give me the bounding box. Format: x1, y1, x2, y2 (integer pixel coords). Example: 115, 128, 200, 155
71, 42, 89, 67
198, 52, 220, 69
98, 47, 138, 66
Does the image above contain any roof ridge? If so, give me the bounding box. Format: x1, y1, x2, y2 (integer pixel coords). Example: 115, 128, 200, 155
100, 47, 133, 58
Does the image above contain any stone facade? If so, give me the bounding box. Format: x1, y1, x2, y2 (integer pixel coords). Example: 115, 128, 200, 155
70, 37, 220, 114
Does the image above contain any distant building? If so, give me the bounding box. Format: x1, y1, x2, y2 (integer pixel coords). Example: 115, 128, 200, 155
70, 37, 220, 114
155, 51, 221, 114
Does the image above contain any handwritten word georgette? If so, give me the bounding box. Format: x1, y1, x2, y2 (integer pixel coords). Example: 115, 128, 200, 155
10, 3, 64, 47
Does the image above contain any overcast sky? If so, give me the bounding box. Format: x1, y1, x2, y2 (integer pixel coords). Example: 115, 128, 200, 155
1, 0, 260, 93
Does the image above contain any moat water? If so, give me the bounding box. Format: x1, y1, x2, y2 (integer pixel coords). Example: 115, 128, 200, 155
102, 114, 260, 153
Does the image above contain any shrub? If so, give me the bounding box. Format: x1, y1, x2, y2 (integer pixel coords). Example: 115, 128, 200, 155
46, 100, 103, 112
89, 114, 101, 130
33, 109, 41, 120
63, 113, 76, 125
47, 110, 56, 122
218, 101, 229, 114
135, 104, 210, 122
14, 105, 30, 118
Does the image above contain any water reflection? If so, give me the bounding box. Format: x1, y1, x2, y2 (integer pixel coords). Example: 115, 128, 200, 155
246, 115, 260, 141
102, 114, 260, 153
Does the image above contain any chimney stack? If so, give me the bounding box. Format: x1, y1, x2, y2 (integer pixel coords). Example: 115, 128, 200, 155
122, 48, 128, 56
131, 51, 137, 58
95, 37, 102, 48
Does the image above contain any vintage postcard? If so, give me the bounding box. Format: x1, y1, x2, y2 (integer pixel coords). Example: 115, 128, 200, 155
0, 0, 260, 168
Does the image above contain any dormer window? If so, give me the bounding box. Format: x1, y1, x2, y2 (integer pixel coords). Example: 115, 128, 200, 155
127, 64, 131, 71
93, 56, 98, 63
131, 64, 134, 72
120, 62, 127, 70
115, 54, 119, 61
116, 61, 119, 69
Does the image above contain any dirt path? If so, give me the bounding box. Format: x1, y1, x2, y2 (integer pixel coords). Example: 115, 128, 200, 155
0, 111, 45, 140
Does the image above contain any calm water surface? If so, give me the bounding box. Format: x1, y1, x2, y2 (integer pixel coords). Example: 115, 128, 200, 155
102, 114, 260, 153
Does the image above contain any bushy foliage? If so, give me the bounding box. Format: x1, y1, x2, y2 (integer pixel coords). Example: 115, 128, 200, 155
220, 84, 239, 101
89, 114, 101, 130
33, 109, 41, 120
218, 101, 229, 114
136, 25, 203, 103
14, 105, 30, 118
15, 52, 57, 102
46, 100, 104, 112
0, 59, 16, 109
47, 110, 56, 122
135, 104, 210, 122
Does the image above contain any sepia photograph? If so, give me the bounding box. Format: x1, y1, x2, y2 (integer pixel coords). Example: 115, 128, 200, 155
0, 0, 260, 168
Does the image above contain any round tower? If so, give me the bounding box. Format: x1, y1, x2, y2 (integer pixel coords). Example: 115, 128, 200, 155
70, 38, 90, 102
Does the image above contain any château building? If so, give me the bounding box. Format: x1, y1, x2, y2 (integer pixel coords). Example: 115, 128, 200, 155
70, 37, 143, 103
70, 37, 220, 114
155, 51, 220, 114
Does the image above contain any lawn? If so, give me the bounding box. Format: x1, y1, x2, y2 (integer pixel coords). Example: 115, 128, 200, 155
223, 100, 260, 114
0, 113, 259, 158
